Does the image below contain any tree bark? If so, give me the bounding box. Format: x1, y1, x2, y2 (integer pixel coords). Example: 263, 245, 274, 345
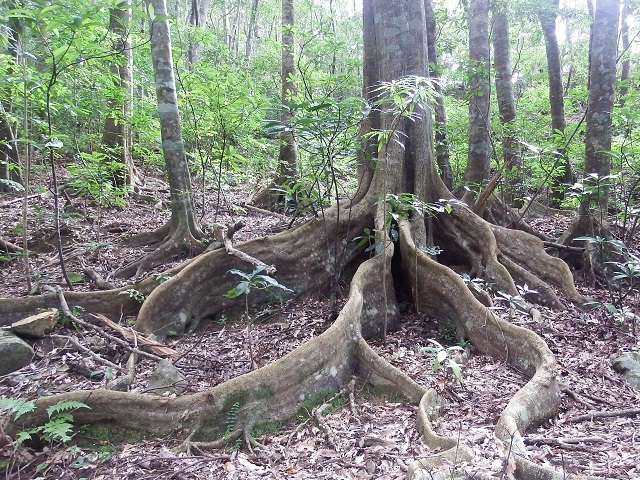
424, 0, 454, 190
114, 0, 205, 278
583, 0, 619, 217
618, 0, 632, 105
187, 0, 209, 64
491, 4, 523, 207
463, 0, 491, 203
101, 0, 134, 189
244, 0, 260, 60
539, 0, 573, 207
277, 0, 298, 187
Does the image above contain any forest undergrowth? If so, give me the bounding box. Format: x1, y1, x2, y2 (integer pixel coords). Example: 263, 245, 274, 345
0, 162, 639, 479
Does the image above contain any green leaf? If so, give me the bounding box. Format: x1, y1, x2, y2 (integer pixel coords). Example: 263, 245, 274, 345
225, 281, 250, 298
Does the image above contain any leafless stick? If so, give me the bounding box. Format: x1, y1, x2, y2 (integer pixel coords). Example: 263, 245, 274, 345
51, 334, 124, 372
565, 408, 640, 423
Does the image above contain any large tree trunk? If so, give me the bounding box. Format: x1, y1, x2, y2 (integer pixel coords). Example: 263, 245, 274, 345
101, 0, 135, 190
491, 4, 523, 207
4, 1, 586, 478
559, 0, 620, 282
462, 0, 491, 203
114, 0, 206, 278
539, 0, 573, 207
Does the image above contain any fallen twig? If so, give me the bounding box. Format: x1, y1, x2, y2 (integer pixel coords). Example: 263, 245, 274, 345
91, 313, 179, 360
45, 285, 174, 362
565, 408, 640, 423
83, 268, 116, 290
0, 193, 39, 207
51, 334, 124, 372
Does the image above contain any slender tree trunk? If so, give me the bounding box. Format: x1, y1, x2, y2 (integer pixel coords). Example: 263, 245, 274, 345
114, 0, 205, 278
583, 0, 619, 219
424, 0, 453, 190
618, 0, 632, 105
148, 0, 198, 234
0, 9, 22, 192
245, 0, 260, 60
102, 0, 134, 189
277, 0, 297, 186
462, 0, 491, 203
491, 4, 523, 207
539, 0, 572, 207
187, 0, 209, 64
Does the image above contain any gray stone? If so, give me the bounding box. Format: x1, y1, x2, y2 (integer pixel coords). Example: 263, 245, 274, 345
147, 359, 187, 395
11, 309, 59, 338
611, 351, 640, 390
0, 331, 34, 376
109, 376, 132, 392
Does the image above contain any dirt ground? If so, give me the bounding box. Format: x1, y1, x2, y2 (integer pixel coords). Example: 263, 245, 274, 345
1, 162, 639, 479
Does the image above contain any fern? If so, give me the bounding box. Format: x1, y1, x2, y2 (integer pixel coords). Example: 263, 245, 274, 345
224, 402, 240, 437
41, 416, 75, 443
0, 398, 36, 420
45, 400, 90, 418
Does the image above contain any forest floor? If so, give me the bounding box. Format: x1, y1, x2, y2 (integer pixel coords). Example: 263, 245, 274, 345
0, 162, 639, 479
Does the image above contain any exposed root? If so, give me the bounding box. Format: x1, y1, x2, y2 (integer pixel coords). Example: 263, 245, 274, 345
133, 200, 374, 338
115, 226, 206, 279
4, 199, 591, 479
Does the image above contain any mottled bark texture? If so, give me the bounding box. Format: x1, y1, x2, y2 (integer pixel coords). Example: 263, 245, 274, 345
424, 0, 453, 190
491, 4, 523, 207
114, 0, 205, 278
539, 0, 573, 207
4, 2, 586, 478
618, 0, 632, 105
101, 1, 134, 189
463, 0, 491, 203
583, 0, 619, 216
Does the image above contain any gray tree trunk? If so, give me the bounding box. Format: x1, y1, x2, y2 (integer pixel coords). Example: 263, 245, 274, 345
584, 0, 619, 217
148, 0, 199, 235
491, 5, 523, 206
187, 0, 209, 64
424, 0, 453, 190
539, 0, 573, 207
102, 0, 134, 189
277, 0, 297, 186
462, 0, 491, 202
245, 0, 260, 60
618, 0, 632, 105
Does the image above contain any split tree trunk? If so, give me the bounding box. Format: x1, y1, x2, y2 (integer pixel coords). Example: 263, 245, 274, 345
539, 0, 573, 207
491, 4, 523, 207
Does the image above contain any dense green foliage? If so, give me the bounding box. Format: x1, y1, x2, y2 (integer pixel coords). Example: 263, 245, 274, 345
0, 0, 637, 228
